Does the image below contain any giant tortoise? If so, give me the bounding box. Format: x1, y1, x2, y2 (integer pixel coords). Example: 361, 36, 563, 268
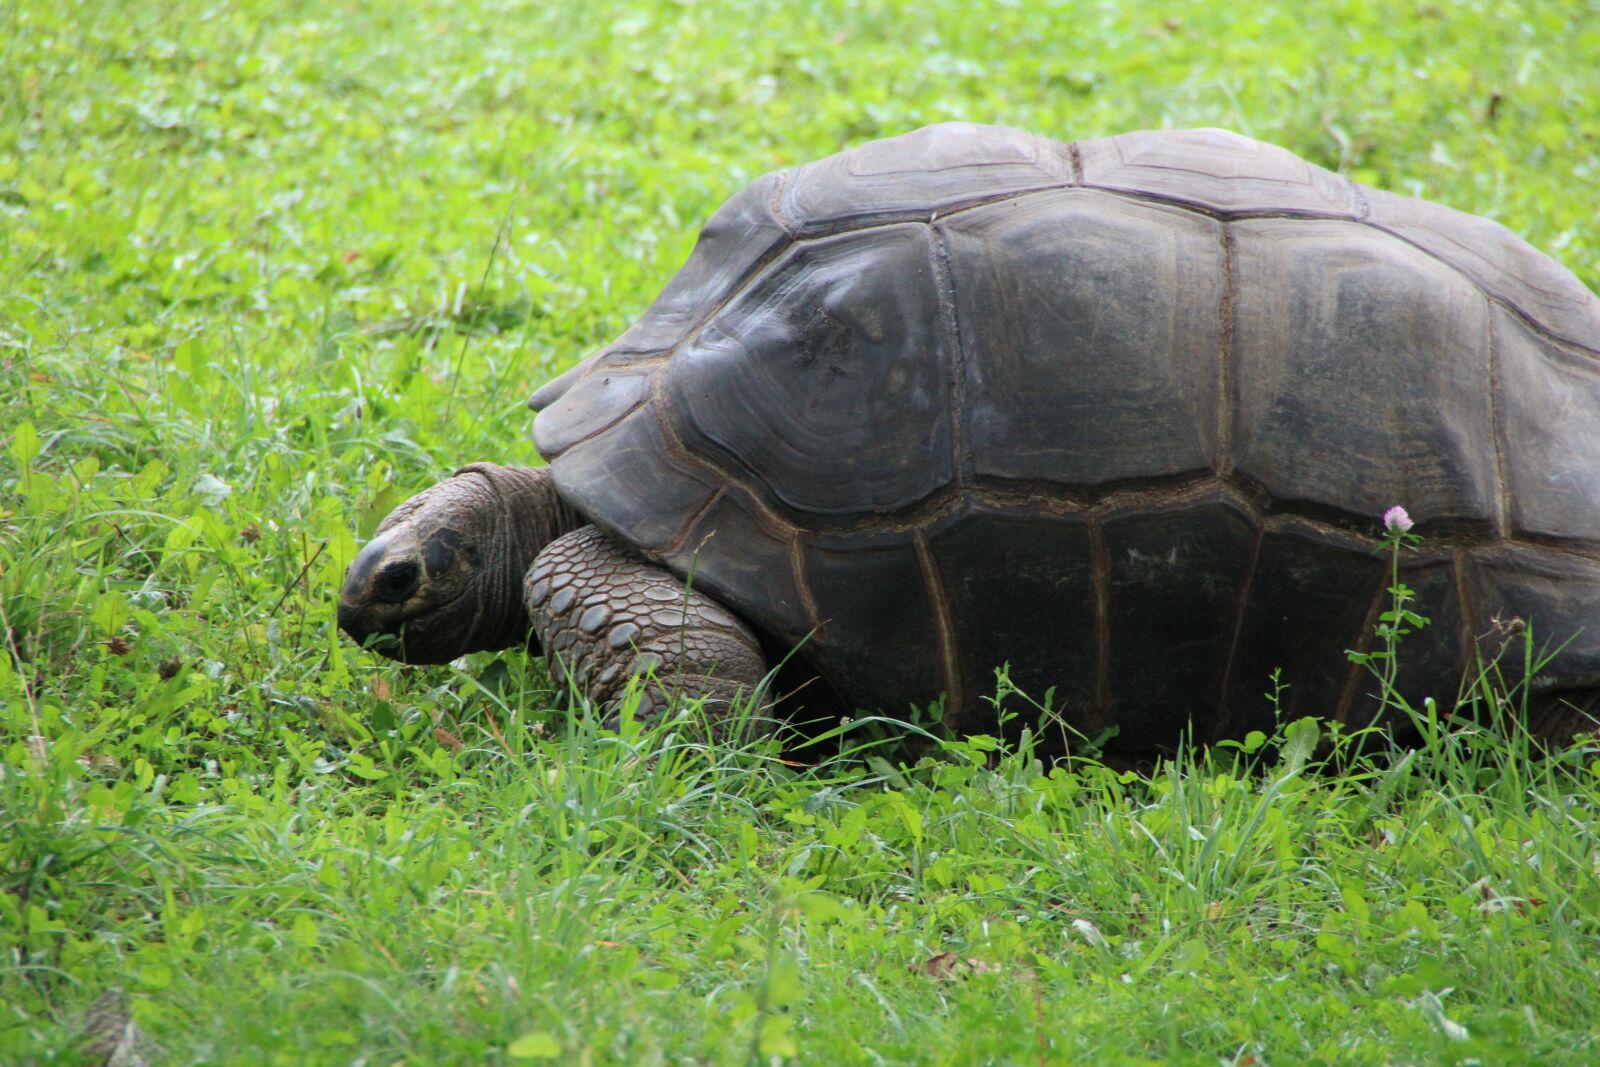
337, 123, 1600, 753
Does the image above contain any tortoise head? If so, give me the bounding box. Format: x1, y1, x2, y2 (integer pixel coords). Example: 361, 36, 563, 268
337, 463, 575, 664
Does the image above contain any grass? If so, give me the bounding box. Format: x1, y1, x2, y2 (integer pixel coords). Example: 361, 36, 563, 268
3, 0, 1600, 1062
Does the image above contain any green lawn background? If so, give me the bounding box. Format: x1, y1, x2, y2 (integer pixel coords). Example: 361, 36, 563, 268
4, 1, 1600, 1063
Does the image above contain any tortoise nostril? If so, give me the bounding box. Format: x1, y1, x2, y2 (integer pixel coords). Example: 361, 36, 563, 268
336, 600, 365, 638
375, 559, 421, 603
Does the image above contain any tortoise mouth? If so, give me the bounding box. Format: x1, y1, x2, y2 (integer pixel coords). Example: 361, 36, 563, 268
336, 599, 406, 659
338, 585, 473, 664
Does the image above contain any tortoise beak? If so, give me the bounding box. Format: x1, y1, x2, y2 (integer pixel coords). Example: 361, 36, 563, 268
338, 532, 422, 653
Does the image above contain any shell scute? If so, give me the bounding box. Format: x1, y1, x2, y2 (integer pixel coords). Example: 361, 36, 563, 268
1102, 497, 1257, 743
549, 406, 722, 553
799, 530, 946, 716
1492, 307, 1600, 548
1229, 217, 1501, 531
940, 188, 1223, 487
1365, 187, 1600, 350
783, 122, 1070, 235
664, 223, 955, 519
924, 506, 1097, 729
1078, 127, 1360, 217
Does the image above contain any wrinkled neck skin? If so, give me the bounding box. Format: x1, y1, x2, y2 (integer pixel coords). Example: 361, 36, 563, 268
441, 463, 583, 653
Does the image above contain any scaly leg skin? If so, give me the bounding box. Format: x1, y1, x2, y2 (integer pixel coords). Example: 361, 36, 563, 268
526, 525, 771, 735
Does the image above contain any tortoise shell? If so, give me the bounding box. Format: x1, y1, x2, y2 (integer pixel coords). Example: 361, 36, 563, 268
531, 123, 1600, 747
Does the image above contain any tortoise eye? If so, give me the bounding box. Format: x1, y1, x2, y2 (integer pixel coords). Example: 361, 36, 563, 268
375, 559, 420, 603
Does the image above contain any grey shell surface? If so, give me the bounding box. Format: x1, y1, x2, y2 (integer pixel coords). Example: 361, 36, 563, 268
532, 123, 1600, 747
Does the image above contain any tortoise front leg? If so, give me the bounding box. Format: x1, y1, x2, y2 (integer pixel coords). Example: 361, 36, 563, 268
525, 525, 771, 732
